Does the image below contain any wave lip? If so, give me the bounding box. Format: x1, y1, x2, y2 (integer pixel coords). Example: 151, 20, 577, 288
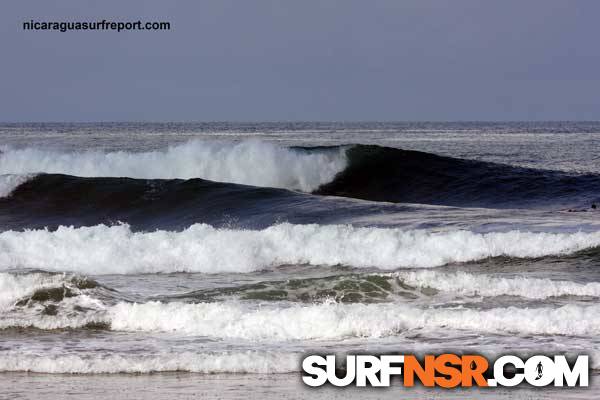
0, 174, 33, 198
0, 140, 346, 192
0, 223, 599, 274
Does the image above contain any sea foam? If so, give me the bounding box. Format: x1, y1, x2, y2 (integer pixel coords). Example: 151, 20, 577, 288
0, 351, 299, 374
5, 299, 600, 339
393, 270, 600, 299
0, 223, 598, 274
0, 272, 75, 310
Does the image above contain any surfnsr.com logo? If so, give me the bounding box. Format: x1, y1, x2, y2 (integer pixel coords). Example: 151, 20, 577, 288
302, 354, 589, 388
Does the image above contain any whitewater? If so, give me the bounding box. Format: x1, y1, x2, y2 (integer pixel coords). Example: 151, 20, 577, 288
0, 223, 599, 273
0, 140, 347, 192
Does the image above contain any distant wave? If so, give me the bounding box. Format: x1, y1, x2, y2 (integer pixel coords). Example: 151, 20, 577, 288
0, 141, 600, 208
2, 142, 599, 210
0, 223, 599, 274
0, 140, 346, 192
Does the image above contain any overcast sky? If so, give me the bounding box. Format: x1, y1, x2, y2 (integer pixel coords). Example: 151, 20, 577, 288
1, 0, 599, 121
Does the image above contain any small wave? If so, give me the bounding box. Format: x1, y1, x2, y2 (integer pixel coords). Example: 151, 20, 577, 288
0, 140, 346, 192
0, 223, 599, 274
168, 274, 401, 304
7, 300, 600, 338
2, 349, 599, 373
0, 293, 107, 331
394, 270, 600, 299
182, 271, 600, 303
107, 301, 600, 338
0, 351, 299, 374
0, 272, 95, 311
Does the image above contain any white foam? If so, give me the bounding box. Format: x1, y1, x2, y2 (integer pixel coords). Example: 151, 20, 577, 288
0, 272, 72, 310
0, 294, 106, 330
0, 174, 32, 198
4, 291, 600, 338
106, 301, 600, 339
2, 349, 598, 373
0, 140, 346, 191
394, 270, 600, 299
0, 223, 599, 274
10, 300, 598, 339
0, 351, 299, 374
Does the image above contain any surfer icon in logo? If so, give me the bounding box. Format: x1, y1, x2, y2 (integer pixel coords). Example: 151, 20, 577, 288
535, 361, 543, 380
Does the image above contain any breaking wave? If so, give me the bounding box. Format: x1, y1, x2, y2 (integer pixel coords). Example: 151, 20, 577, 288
2, 142, 599, 209
1, 223, 599, 274
0, 174, 33, 198
5, 299, 600, 338
0, 140, 346, 192
393, 270, 600, 299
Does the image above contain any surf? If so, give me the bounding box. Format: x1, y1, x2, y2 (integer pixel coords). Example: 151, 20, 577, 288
0, 223, 599, 274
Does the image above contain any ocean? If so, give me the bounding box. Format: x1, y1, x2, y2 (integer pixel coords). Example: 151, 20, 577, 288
0, 122, 599, 399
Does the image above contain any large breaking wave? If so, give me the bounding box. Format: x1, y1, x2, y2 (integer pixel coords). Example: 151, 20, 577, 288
0, 223, 599, 274
0, 140, 346, 192
2, 141, 599, 209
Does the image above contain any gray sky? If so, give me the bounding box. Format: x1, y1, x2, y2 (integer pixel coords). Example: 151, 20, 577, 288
1, 0, 599, 121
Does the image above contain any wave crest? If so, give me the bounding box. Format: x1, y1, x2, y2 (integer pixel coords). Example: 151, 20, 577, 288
5, 300, 600, 339
394, 270, 600, 299
0, 223, 599, 274
0, 141, 346, 192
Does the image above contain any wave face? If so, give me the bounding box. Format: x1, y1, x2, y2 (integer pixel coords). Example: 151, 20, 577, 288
0, 140, 346, 192
0, 173, 428, 232
314, 145, 600, 208
0, 174, 319, 231
0, 223, 598, 274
